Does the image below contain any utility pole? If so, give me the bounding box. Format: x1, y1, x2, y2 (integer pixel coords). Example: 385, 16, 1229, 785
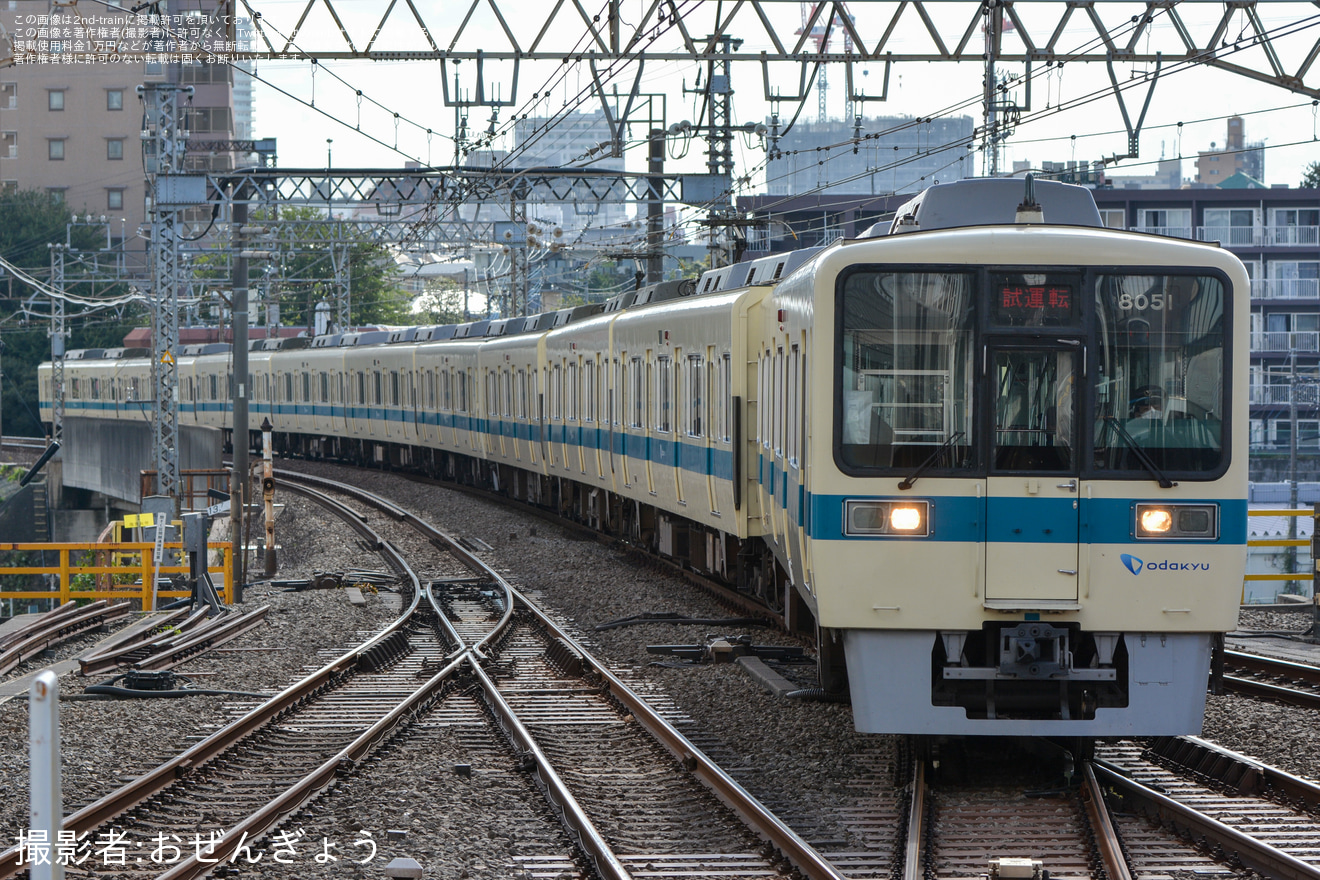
1289, 353, 1300, 593
141, 83, 193, 512
509, 180, 529, 316
331, 243, 351, 332
685, 34, 741, 269
647, 129, 665, 284
47, 244, 66, 443
983, 1, 1001, 176
231, 192, 250, 603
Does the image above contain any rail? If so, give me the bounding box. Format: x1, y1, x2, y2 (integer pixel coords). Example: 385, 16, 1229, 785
0, 542, 232, 609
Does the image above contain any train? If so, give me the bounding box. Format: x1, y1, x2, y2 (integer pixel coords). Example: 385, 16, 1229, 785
40, 177, 1248, 737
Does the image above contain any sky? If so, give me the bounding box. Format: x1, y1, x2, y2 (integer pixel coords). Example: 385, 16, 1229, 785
240, 2, 1320, 199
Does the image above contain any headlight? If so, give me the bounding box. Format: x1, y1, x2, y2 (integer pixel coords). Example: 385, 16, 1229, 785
890, 506, 924, 531
1139, 508, 1173, 533
845, 500, 930, 537
1135, 503, 1218, 539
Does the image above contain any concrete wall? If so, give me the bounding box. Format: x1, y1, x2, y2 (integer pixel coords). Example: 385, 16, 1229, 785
61, 417, 222, 504
0, 484, 39, 542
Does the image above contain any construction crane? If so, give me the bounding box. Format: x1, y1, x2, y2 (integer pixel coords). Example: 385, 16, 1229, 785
797, 2, 854, 124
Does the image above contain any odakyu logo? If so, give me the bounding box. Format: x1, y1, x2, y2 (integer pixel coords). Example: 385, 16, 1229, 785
1120, 553, 1211, 575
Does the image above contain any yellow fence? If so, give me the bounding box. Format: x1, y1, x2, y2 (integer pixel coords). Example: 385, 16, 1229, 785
1246, 508, 1312, 582
0, 543, 233, 610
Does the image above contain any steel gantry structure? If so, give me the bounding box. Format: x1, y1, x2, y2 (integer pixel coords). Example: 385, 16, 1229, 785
143, 84, 195, 510
211, 0, 1320, 172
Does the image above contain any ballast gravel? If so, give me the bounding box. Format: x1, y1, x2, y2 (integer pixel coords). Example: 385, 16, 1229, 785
0, 489, 397, 852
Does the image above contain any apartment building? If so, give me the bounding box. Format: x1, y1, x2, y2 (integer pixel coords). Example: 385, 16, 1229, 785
0, 0, 238, 265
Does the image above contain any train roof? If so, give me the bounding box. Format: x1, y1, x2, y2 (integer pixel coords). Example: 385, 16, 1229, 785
865, 177, 1103, 236
338, 330, 391, 347
415, 325, 457, 341
695, 249, 822, 295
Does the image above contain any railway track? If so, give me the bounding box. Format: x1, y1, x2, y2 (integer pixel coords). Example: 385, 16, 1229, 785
1, 472, 850, 879
888, 732, 1320, 880
1223, 649, 1320, 709
1096, 736, 1320, 880
274, 469, 846, 880
0, 599, 130, 678
893, 741, 1130, 880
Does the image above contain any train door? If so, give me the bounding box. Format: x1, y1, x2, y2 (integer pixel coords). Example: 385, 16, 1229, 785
983, 341, 1080, 604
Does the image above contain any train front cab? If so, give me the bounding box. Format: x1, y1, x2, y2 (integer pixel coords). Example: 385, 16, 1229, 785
793, 229, 1248, 736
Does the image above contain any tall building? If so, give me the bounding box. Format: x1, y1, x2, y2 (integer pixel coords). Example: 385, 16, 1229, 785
511, 111, 628, 229
0, 0, 237, 264
1196, 115, 1264, 186
765, 116, 975, 197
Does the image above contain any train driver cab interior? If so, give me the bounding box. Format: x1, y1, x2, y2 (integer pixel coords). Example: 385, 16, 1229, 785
837, 269, 1229, 481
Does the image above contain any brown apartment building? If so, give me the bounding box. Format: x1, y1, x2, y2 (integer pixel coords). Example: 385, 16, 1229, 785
0, 0, 239, 265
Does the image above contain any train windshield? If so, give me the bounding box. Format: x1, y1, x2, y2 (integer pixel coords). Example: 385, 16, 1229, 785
1092, 273, 1226, 474
839, 271, 977, 470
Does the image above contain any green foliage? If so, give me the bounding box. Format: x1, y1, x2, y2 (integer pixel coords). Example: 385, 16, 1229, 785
0, 189, 146, 436
246, 205, 410, 329
1302, 161, 1320, 189
0, 189, 102, 266
410, 277, 469, 325
667, 257, 708, 282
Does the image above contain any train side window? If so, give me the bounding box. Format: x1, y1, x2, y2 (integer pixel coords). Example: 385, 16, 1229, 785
722, 353, 732, 442
688, 355, 704, 437
756, 355, 765, 447
789, 345, 800, 463
303, 372, 311, 403
210, 375, 218, 400
644, 358, 654, 430
567, 361, 578, 421
611, 358, 619, 426
457, 371, 467, 413
548, 364, 559, 420
770, 348, 781, 459
629, 357, 643, 428
320, 372, 328, 403
583, 361, 594, 423
656, 356, 672, 433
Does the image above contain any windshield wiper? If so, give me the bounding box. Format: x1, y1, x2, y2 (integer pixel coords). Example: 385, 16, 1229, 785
898, 431, 965, 490
1103, 417, 1176, 489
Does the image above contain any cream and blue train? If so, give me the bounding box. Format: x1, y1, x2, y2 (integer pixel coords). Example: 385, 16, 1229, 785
41, 178, 1248, 736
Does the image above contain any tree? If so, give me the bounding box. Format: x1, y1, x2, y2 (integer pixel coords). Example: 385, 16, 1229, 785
410, 277, 469, 325
0, 189, 142, 436
1302, 161, 1320, 189
247, 206, 409, 330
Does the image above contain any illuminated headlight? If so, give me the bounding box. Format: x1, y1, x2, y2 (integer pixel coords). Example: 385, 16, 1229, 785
1140, 508, 1173, 533
1135, 503, 1218, 539
845, 500, 930, 537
